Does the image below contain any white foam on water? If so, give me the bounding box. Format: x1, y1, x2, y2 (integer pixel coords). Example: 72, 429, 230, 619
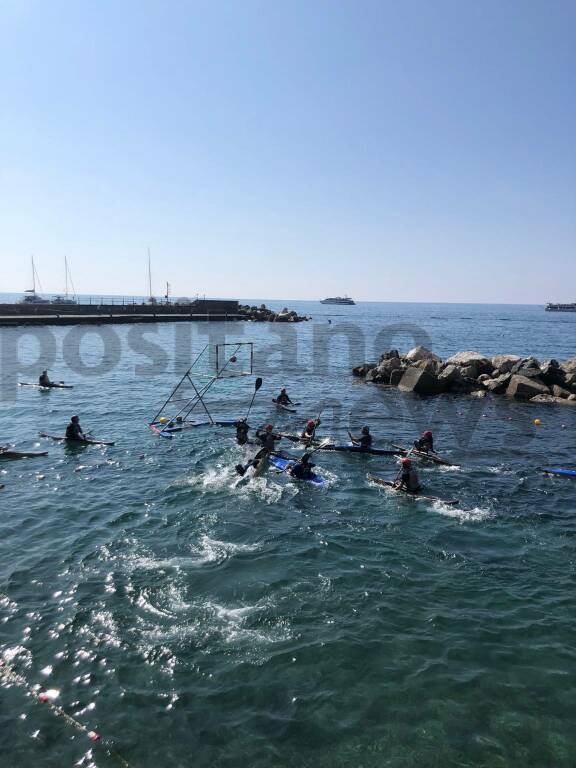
432, 502, 492, 523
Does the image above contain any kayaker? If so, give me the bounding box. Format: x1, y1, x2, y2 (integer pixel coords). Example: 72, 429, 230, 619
255, 423, 282, 451
289, 453, 315, 480
235, 418, 250, 446
395, 457, 421, 493
65, 415, 85, 441
39, 370, 52, 387
276, 388, 293, 406
350, 426, 373, 450
301, 418, 320, 443
414, 430, 434, 454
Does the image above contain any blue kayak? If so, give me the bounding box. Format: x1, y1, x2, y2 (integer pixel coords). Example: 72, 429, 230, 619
542, 467, 576, 478
268, 455, 327, 486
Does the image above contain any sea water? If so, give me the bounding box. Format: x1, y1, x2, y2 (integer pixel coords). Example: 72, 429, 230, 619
1, 301, 575, 767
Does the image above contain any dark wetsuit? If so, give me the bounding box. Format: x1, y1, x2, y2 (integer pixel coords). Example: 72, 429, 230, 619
414, 436, 434, 453
254, 430, 280, 459
290, 461, 315, 480
399, 467, 421, 492
276, 392, 292, 405
39, 374, 51, 387
65, 422, 84, 440
235, 421, 249, 445
354, 433, 373, 449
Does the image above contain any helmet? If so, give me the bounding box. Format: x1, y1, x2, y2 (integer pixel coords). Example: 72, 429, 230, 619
306, 420, 316, 428
71, 415, 79, 423
423, 430, 433, 438
280, 388, 286, 393
362, 426, 370, 434
401, 457, 412, 466
265, 424, 274, 432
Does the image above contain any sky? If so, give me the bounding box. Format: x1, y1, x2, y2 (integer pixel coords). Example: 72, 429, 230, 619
0, 0, 574, 303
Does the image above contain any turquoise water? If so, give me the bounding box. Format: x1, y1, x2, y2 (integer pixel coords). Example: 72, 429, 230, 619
1, 302, 576, 767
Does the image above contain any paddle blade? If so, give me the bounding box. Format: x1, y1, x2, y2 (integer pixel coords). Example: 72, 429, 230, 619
255, 377, 263, 391
235, 464, 247, 476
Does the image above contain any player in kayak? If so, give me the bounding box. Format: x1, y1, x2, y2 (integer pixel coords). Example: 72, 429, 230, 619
236, 425, 280, 477
255, 423, 282, 451
65, 415, 86, 441
414, 430, 434, 454
350, 426, 373, 450
234, 418, 250, 446
395, 457, 421, 493
275, 388, 293, 406
39, 370, 52, 387
289, 453, 315, 480
301, 418, 320, 443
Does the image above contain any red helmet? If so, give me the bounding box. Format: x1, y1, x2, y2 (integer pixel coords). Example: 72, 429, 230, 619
401, 457, 412, 465
423, 430, 433, 438
265, 424, 273, 431
306, 420, 316, 428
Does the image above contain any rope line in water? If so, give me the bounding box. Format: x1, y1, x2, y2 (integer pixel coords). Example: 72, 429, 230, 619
0, 658, 132, 768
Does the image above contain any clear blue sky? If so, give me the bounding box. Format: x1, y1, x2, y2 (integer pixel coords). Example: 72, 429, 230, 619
0, 0, 574, 302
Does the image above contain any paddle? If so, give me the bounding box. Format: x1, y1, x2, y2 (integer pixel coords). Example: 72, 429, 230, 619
245, 377, 263, 421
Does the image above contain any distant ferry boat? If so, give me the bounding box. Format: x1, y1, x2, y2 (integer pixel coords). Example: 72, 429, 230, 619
546, 302, 576, 312
320, 296, 356, 305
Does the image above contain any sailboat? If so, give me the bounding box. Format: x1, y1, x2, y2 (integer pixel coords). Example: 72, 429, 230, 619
51, 257, 78, 305
20, 256, 50, 304
147, 248, 157, 304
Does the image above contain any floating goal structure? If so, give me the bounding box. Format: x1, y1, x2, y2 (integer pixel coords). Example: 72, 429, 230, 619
148, 342, 254, 438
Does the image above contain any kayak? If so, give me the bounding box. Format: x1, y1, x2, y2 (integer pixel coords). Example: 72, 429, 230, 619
0, 449, 48, 459
368, 473, 459, 505
272, 399, 300, 414
39, 432, 115, 446
269, 455, 326, 486
319, 443, 401, 457
391, 443, 453, 466
235, 452, 270, 486
19, 382, 73, 390
542, 467, 576, 478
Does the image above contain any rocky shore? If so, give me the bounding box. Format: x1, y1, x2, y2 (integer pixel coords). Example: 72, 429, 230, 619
353, 347, 576, 405
238, 303, 310, 322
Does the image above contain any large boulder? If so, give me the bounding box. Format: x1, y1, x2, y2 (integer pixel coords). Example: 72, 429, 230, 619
539, 360, 564, 386
368, 357, 402, 383
561, 357, 576, 374
483, 373, 512, 393
445, 351, 493, 375
438, 364, 462, 385
564, 373, 576, 391
404, 346, 442, 364
552, 384, 572, 399
390, 368, 405, 386
398, 367, 444, 396
506, 375, 549, 400
491, 354, 521, 373
414, 358, 440, 374
352, 363, 375, 377
530, 394, 576, 406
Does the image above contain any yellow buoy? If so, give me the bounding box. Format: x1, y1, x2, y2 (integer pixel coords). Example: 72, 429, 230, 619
159, 416, 168, 424
533, 418, 541, 426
